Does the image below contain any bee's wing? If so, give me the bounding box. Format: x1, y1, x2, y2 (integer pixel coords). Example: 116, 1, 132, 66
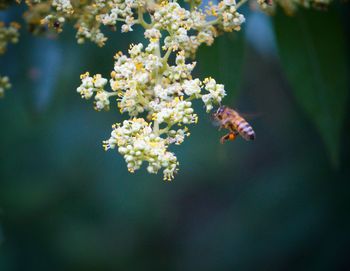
235, 111, 263, 120
210, 114, 221, 127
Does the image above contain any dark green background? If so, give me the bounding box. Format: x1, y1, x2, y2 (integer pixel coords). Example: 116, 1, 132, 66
0, 3, 349, 271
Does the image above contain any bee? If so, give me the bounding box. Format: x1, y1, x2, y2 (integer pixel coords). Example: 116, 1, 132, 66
213, 106, 256, 144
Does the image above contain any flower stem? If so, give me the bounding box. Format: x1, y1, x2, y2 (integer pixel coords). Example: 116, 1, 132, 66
236, 0, 249, 9
137, 6, 151, 29
153, 120, 160, 134
162, 48, 172, 64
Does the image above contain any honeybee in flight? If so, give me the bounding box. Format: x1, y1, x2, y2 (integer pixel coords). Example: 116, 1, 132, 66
213, 106, 256, 144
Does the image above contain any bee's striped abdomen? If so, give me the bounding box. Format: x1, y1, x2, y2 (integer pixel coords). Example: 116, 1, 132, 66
234, 117, 255, 141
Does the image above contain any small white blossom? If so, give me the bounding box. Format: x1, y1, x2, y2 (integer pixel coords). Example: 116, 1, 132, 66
183, 79, 201, 97
93, 74, 108, 88
128, 43, 143, 57
121, 24, 133, 32
166, 128, 190, 145
144, 28, 162, 41
153, 97, 198, 125
224, 0, 236, 6
77, 73, 108, 102
94, 91, 110, 111
202, 77, 226, 112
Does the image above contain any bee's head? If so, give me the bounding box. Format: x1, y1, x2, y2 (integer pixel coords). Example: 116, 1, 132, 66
216, 105, 226, 117
213, 106, 226, 120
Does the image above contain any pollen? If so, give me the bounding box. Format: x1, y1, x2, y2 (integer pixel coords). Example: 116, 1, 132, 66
160, 1, 169, 7
112, 81, 120, 90
80, 72, 89, 79
114, 51, 123, 59
135, 62, 143, 71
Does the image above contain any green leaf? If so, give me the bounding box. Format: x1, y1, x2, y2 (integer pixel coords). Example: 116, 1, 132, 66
196, 32, 246, 103
273, 7, 349, 167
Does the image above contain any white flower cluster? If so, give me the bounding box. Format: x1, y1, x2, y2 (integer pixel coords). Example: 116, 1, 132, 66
103, 118, 178, 181
202, 78, 226, 112
77, 73, 110, 111
17, 0, 334, 48
77, 42, 226, 179
72, 0, 239, 180
75, 2, 108, 47
150, 1, 242, 56
52, 0, 73, 14
0, 22, 20, 97
0, 22, 20, 54
97, 0, 144, 33
151, 97, 197, 125
0, 76, 11, 97
220, 3, 246, 32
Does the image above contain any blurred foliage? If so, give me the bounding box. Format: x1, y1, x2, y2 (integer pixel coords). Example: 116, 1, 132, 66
0, 1, 12, 10
273, 6, 349, 167
0, 3, 350, 271
196, 32, 246, 103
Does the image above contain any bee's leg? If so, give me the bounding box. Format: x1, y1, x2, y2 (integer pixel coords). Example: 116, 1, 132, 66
219, 119, 231, 131
220, 132, 237, 144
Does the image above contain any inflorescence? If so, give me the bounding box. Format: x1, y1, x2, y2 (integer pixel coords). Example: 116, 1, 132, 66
1, 0, 333, 179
